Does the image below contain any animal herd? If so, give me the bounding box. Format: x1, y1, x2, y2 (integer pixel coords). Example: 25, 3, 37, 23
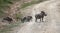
2, 11, 47, 24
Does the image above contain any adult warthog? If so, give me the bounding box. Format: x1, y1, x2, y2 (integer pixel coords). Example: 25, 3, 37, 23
2, 17, 13, 24
21, 16, 32, 23
35, 11, 47, 22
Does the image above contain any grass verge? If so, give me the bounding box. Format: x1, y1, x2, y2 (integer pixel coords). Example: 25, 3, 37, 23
21, 0, 47, 9
0, 21, 22, 33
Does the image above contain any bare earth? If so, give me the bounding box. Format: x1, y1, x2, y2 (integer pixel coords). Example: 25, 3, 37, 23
12, 0, 60, 33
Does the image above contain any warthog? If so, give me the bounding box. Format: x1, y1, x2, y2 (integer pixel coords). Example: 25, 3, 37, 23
35, 11, 47, 22
2, 17, 13, 24
21, 16, 32, 23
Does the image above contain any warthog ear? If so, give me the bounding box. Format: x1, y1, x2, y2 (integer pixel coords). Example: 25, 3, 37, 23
45, 14, 47, 16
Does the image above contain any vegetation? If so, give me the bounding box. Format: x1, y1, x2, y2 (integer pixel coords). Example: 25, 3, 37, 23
0, 21, 22, 33
15, 13, 22, 20
0, 0, 21, 17
0, 0, 21, 33
21, 0, 47, 9
0, 0, 12, 17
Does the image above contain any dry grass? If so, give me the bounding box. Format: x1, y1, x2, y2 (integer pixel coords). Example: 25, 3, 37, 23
0, 21, 22, 33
